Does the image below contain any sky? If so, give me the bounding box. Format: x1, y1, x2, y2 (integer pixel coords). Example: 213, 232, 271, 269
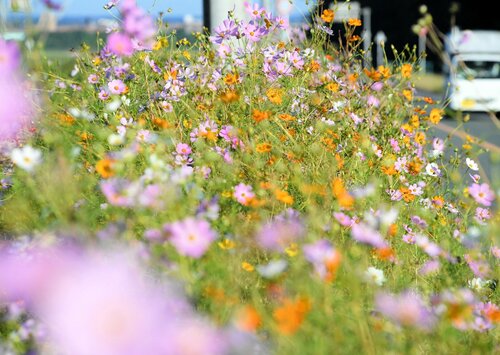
28, 0, 312, 18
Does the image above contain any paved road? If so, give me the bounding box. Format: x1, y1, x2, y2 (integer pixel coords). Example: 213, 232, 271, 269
417, 90, 500, 185
434, 113, 500, 185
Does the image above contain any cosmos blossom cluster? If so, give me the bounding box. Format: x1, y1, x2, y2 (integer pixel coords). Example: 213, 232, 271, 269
0, 1, 499, 353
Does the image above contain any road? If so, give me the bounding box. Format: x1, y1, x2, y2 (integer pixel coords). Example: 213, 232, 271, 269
434, 113, 500, 186
416, 90, 500, 185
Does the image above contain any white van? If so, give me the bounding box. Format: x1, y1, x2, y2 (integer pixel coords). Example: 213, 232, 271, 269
445, 29, 500, 112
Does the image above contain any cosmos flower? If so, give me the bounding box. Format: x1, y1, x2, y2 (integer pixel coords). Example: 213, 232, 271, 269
233, 183, 255, 206
108, 79, 127, 95
364, 266, 386, 286
375, 291, 436, 330
256, 211, 305, 252
107, 32, 134, 57
168, 217, 217, 258
0, 38, 21, 75
468, 183, 494, 206
10, 146, 42, 172
303, 239, 342, 282
350, 223, 387, 249
0, 245, 230, 354
466, 158, 479, 171
425, 162, 441, 177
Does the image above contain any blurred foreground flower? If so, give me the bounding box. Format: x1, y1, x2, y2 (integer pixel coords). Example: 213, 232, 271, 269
0, 243, 250, 354
375, 291, 436, 330
0, 40, 33, 142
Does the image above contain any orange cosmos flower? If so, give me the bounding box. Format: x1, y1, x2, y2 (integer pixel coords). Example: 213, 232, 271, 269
256, 143, 272, 153
236, 306, 262, 332
278, 113, 296, 122
252, 109, 270, 123
378, 65, 391, 79
325, 82, 339, 92
275, 189, 294, 204
220, 90, 240, 103
402, 89, 413, 101
273, 297, 311, 335
266, 88, 283, 105
321, 9, 335, 23
348, 18, 362, 26
399, 187, 415, 202
96, 158, 115, 179
363, 67, 381, 81
223, 72, 239, 85
401, 63, 413, 78
429, 108, 443, 124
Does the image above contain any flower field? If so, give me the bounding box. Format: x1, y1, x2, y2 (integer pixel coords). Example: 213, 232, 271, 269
0, 1, 499, 354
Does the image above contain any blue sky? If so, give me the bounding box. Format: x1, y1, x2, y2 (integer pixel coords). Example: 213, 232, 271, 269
29, 0, 312, 17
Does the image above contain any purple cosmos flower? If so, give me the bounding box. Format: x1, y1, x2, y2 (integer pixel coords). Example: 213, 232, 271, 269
411, 215, 428, 229
210, 19, 239, 45
168, 218, 217, 258
350, 223, 387, 249
468, 183, 495, 206
375, 291, 436, 330
257, 212, 305, 252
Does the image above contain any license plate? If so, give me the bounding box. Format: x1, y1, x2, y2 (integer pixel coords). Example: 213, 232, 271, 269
461, 99, 476, 109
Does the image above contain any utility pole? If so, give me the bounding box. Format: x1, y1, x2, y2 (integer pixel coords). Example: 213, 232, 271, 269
375, 31, 387, 67
203, 0, 246, 33
361, 7, 371, 67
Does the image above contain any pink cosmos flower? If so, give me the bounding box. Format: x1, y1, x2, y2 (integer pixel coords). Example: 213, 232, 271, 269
234, 183, 255, 206
257, 210, 305, 252
108, 79, 127, 95
244, 2, 265, 18
375, 291, 436, 330
168, 217, 217, 258
243, 22, 264, 42
468, 183, 495, 206
419, 260, 440, 275
303, 239, 341, 280
176, 143, 192, 155
333, 212, 354, 227
0, 75, 32, 141
414, 234, 442, 258
474, 207, 491, 224
350, 223, 387, 249
100, 179, 134, 207
0, 38, 21, 75
107, 32, 135, 57
0, 245, 232, 354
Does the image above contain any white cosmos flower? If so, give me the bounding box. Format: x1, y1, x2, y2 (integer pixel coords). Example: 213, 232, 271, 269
425, 163, 441, 177
364, 266, 386, 286
468, 278, 487, 292
466, 158, 479, 171
11, 145, 42, 172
